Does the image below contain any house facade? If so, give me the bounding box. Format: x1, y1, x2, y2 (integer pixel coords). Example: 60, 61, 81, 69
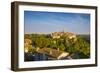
51, 32, 77, 42
51, 32, 76, 39
24, 38, 32, 53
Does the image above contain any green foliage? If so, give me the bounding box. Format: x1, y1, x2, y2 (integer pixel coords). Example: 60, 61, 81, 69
27, 45, 35, 53
31, 34, 51, 48
25, 33, 90, 59
25, 34, 31, 39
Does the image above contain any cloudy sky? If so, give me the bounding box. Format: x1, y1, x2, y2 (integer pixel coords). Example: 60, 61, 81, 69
24, 11, 90, 34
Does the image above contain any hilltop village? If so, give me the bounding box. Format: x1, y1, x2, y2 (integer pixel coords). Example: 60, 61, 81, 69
24, 31, 90, 61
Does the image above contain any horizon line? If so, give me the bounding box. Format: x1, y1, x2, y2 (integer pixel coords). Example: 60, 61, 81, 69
24, 31, 90, 35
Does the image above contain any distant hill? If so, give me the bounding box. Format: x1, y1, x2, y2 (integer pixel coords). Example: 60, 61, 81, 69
77, 34, 90, 43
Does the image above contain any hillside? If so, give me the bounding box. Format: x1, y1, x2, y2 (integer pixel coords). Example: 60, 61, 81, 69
24, 32, 90, 61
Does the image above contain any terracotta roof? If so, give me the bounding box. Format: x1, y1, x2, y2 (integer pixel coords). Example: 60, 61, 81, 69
35, 48, 69, 59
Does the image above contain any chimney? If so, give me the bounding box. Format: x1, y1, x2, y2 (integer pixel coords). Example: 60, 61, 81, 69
58, 48, 59, 51
36, 47, 39, 51
50, 50, 52, 55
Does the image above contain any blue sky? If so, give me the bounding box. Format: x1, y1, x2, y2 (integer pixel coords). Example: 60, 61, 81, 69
24, 11, 90, 34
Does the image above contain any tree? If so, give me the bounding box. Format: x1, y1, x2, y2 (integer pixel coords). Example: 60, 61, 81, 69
26, 33, 90, 59
71, 37, 90, 58
50, 39, 58, 49
58, 43, 65, 51
25, 34, 31, 39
